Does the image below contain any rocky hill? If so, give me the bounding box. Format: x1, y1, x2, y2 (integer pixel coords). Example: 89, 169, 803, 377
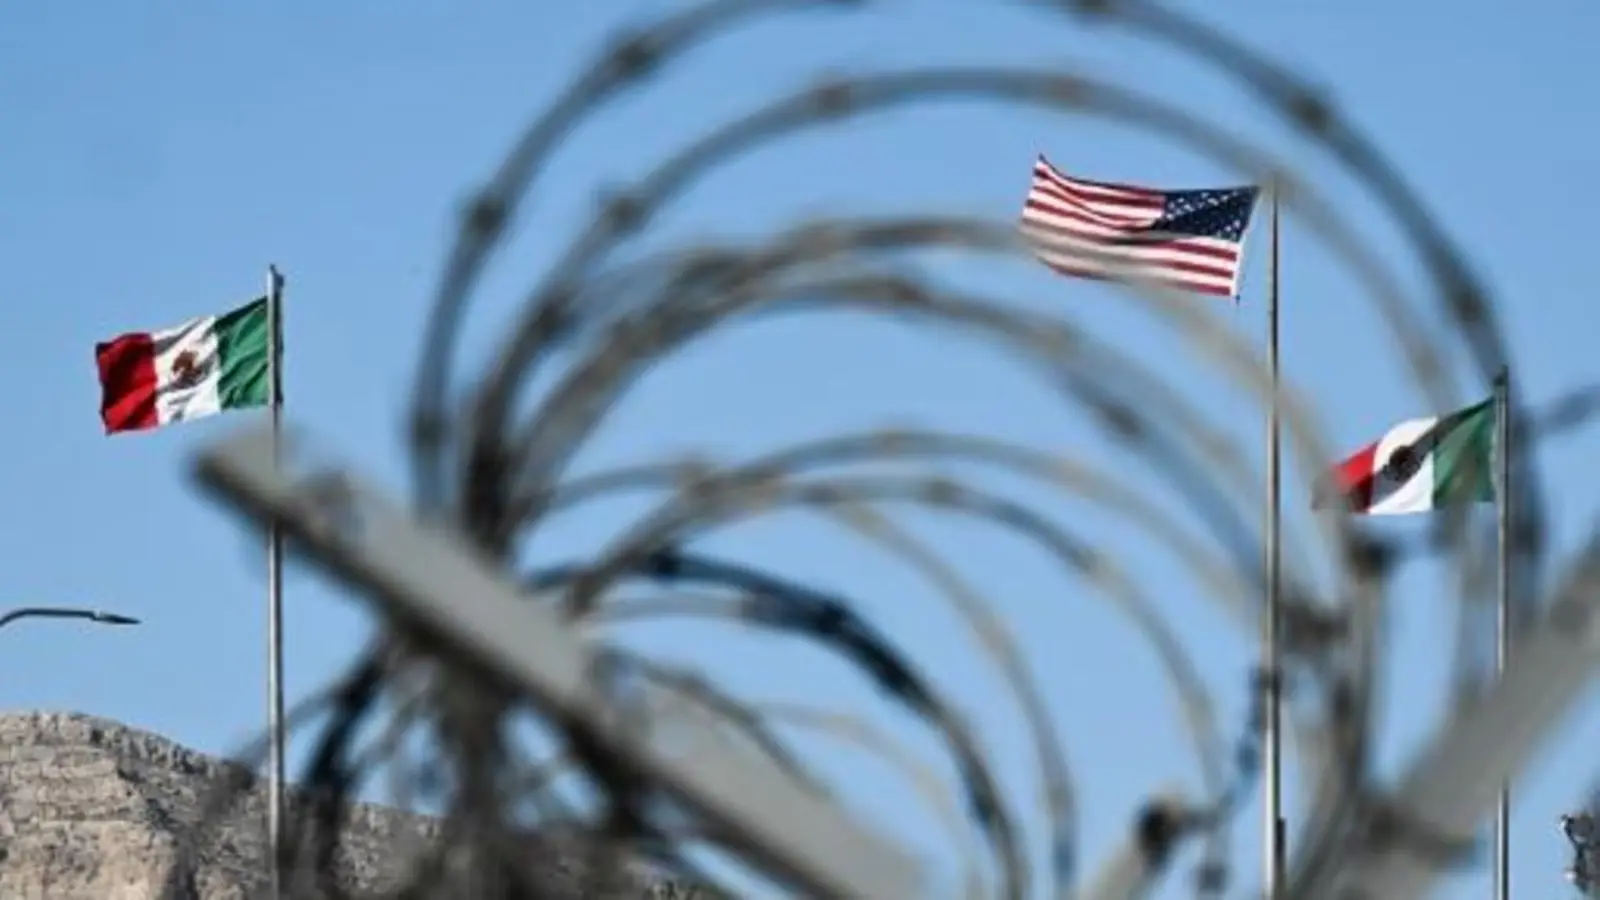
0, 711, 699, 899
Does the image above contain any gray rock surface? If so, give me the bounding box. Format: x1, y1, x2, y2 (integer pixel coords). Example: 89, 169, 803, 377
0, 711, 704, 899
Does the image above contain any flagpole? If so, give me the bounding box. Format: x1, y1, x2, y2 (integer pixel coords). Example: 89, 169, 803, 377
1262, 180, 1286, 900
1493, 365, 1511, 900
265, 264, 286, 899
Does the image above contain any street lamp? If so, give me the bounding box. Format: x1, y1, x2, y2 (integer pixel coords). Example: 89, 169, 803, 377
0, 607, 141, 630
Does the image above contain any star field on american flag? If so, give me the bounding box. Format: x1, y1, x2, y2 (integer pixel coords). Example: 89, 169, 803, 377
1151, 187, 1257, 242
1019, 155, 1262, 298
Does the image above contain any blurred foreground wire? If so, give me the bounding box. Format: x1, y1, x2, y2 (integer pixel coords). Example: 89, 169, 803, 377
171, 2, 1600, 897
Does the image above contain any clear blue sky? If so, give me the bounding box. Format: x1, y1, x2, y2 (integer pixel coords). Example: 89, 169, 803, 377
2, 2, 1597, 897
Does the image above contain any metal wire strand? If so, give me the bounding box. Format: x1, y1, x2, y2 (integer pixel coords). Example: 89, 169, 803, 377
174, 1, 1590, 897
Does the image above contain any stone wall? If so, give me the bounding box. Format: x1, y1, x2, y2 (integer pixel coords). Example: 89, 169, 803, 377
0, 711, 700, 899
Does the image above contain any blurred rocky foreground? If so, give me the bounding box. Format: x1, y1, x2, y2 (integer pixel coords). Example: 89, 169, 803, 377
0, 711, 706, 899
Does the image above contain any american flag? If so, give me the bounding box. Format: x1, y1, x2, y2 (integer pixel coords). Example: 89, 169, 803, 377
1019, 155, 1261, 298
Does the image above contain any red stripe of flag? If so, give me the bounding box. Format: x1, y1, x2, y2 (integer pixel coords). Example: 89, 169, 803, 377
95, 332, 160, 434
1034, 169, 1166, 207
1021, 198, 1242, 262
1038, 260, 1237, 298
1023, 227, 1243, 283
1316, 440, 1380, 511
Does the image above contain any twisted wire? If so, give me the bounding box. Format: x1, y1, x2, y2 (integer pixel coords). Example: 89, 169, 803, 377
171, 2, 1600, 897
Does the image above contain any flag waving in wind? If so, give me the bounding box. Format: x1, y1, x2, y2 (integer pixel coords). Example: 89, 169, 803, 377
1314, 397, 1497, 515
1019, 155, 1260, 298
94, 296, 271, 435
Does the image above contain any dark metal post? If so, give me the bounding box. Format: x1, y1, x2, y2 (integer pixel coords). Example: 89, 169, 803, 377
1494, 366, 1512, 900
1262, 181, 1285, 900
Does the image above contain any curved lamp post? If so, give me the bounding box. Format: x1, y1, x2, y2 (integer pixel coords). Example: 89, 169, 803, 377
0, 607, 141, 630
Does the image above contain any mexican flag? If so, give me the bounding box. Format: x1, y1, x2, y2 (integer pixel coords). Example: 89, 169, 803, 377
1314, 397, 1496, 515
95, 297, 272, 435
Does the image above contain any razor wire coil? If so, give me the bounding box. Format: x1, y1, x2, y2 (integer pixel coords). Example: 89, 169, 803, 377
170, 3, 1600, 897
